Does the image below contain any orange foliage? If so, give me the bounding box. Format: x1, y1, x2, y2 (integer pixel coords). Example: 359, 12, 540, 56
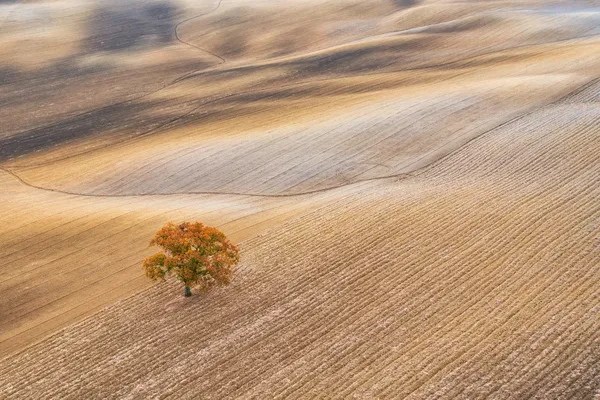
142, 222, 240, 296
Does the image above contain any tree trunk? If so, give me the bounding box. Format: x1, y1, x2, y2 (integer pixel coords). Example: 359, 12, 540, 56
184, 286, 192, 297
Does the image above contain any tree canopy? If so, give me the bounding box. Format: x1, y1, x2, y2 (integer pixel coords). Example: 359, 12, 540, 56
142, 222, 240, 296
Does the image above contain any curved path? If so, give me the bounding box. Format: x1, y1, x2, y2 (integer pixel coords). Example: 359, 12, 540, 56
1, 74, 597, 199
0, 0, 227, 165
2, 3, 598, 170
0, 0, 599, 362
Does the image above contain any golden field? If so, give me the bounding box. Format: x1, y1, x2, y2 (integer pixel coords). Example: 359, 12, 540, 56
0, 0, 599, 398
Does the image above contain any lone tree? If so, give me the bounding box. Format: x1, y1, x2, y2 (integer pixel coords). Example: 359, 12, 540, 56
143, 222, 240, 297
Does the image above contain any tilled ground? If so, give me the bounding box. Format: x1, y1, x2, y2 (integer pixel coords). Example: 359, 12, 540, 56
2, 82, 599, 398
1, 0, 599, 398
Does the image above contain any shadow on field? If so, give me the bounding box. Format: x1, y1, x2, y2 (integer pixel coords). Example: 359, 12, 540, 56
83, 1, 178, 52
0, 99, 184, 162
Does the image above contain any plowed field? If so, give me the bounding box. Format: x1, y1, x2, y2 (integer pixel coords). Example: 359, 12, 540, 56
1, 0, 599, 398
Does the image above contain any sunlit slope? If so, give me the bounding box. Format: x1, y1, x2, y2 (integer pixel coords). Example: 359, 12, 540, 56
188, 1, 600, 66
9, 39, 599, 196
0, 0, 223, 140
2, 80, 598, 399
0, 0, 398, 159
3, 1, 599, 168
0, 168, 381, 356
1, 0, 599, 392
560, 77, 600, 104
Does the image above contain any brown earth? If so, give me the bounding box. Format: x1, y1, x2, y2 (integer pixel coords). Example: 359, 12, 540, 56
0, 0, 599, 398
